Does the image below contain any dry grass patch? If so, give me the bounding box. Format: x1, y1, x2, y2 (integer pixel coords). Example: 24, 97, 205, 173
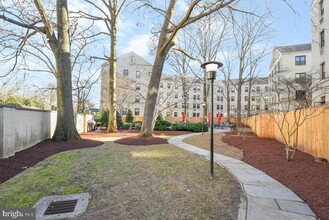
183, 133, 244, 160
0, 142, 244, 220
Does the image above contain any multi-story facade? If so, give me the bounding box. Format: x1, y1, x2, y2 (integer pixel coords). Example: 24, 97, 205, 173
101, 52, 200, 118
100, 51, 152, 117
100, 51, 269, 119
311, 0, 329, 106
239, 77, 270, 115
268, 44, 312, 111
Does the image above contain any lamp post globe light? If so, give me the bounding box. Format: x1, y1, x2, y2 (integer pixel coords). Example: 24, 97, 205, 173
201, 61, 223, 178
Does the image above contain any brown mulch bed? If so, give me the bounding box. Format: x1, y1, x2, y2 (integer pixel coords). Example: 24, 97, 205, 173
0, 130, 191, 184
222, 132, 329, 220
0, 139, 103, 184
80, 129, 140, 139
81, 129, 191, 146
80, 129, 191, 139
114, 130, 192, 146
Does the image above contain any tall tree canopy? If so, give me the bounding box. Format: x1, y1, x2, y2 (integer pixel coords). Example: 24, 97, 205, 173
139, 0, 237, 137
0, 0, 80, 140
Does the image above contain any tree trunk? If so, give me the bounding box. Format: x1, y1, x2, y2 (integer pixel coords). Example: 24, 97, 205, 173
140, 53, 167, 136
247, 80, 252, 117
226, 84, 230, 122
140, 0, 176, 137
108, 11, 118, 133
236, 81, 242, 126
286, 133, 291, 161
77, 90, 81, 113
52, 0, 80, 141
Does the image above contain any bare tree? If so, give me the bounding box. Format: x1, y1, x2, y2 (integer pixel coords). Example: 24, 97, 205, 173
183, 12, 229, 120
0, 73, 24, 103
0, 0, 80, 140
115, 68, 150, 117
230, 10, 272, 127
219, 46, 236, 121
139, 0, 238, 136
245, 51, 267, 117
168, 30, 199, 120
116, 90, 136, 116
73, 64, 101, 113
270, 71, 329, 161
74, 0, 129, 133
155, 75, 189, 122
31, 84, 57, 110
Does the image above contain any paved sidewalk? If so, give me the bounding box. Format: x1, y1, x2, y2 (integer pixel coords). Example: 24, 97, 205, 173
168, 131, 317, 220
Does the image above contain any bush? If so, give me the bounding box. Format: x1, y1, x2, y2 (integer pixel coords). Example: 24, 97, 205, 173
122, 123, 132, 129
154, 123, 166, 131
156, 113, 164, 122
154, 120, 172, 131
116, 111, 123, 128
126, 109, 134, 123
162, 121, 171, 127
133, 121, 142, 126
131, 121, 142, 130
172, 122, 208, 132
22, 97, 44, 109
95, 108, 109, 127
5, 96, 22, 108
3, 95, 47, 109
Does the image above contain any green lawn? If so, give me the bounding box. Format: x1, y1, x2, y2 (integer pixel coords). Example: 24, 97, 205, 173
0, 142, 244, 219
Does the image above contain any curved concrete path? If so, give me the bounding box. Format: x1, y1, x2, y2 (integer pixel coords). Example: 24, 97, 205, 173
168, 131, 316, 220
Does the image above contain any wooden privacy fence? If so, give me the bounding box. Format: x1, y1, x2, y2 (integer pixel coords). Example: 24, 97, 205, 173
242, 104, 329, 160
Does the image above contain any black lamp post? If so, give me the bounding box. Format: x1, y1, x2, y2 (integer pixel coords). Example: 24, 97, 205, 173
201, 61, 223, 178
201, 102, 206, 135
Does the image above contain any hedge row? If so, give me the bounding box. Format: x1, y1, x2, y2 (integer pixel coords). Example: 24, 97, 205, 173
120, 121, 207, 132
171, 122, 208, 132
154, 120, 172, 131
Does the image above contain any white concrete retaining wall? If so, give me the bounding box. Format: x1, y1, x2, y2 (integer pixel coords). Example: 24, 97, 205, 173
0, 106, 93, 159
50, 111, 57, 137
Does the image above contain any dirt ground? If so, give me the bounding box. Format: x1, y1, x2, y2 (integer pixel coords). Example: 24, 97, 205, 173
222, 131, 329, 220
0, 139, 103, 183
0, 130, 190, 183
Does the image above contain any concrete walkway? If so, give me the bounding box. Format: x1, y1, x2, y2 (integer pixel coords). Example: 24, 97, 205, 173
168, 131, 317, 220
